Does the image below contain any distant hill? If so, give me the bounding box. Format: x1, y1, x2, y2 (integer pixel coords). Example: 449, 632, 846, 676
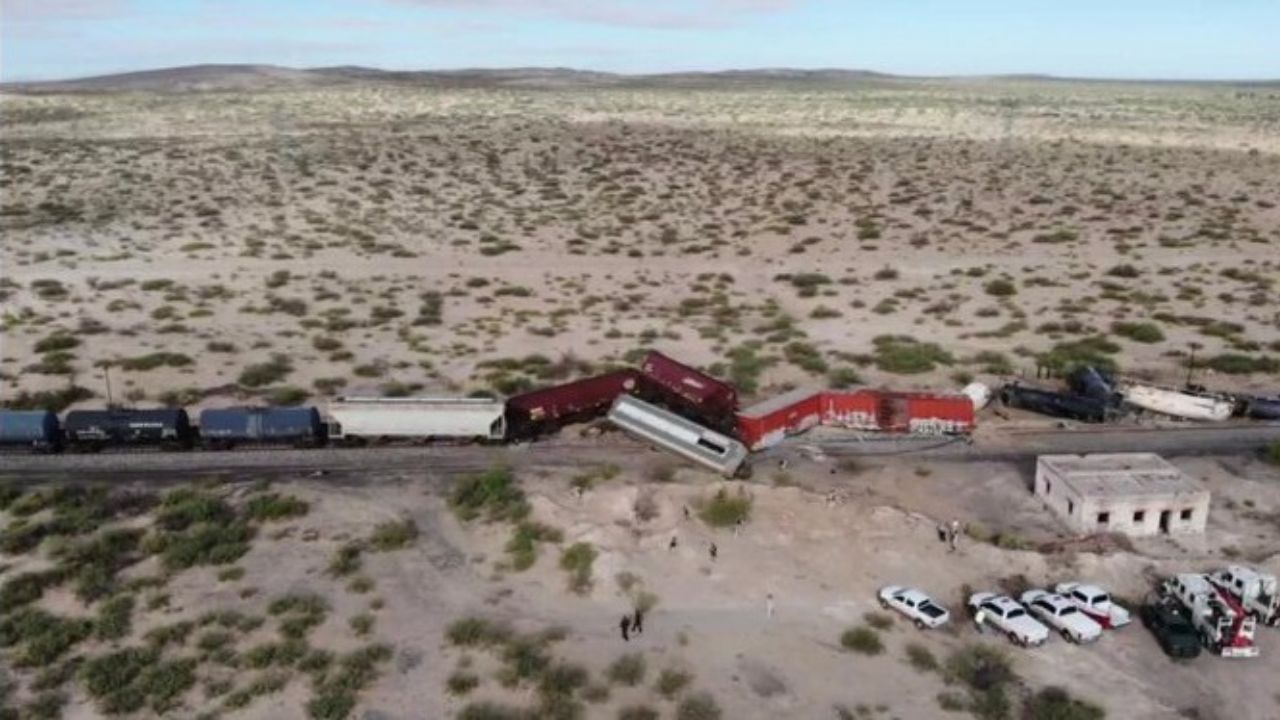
3, 64, 1277, 94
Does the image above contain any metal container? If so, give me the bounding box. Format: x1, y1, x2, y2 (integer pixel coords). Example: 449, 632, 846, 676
0, 410, 62, 451
608, 395, 748, 477
962, 382, 993, 410
63, 408, 194, 450
735, 387, 822, 450
327, 397, 506, 443
639, 351, 739, 432
505, 370, 641, 439
1000, 384, 1109, 423
1243, 396, 1280, 421
1069, 367, 1120, 405
895, 393, 976, 435
199, 406, 326, 449
819, 390, 882, 430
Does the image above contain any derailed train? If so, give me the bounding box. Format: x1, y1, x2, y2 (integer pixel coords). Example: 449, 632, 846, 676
0, 351, 978, 476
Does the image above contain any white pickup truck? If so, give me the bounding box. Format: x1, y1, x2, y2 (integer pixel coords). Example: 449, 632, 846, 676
878, 586, 951, 629
1021, 590, 1103, 643
969, 592, 1050, 647
1054, 582, 1132, 629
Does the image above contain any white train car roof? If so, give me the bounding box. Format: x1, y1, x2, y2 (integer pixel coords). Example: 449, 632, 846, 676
607, 394, 747, 477
326, 397, 506, 439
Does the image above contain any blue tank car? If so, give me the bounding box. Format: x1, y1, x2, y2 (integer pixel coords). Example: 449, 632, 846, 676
63, 408, 194, 451
1000, 384, 1111, 423
0, 410, 63, 452
1068, 366, 1121, 406
198, 406, 327, 449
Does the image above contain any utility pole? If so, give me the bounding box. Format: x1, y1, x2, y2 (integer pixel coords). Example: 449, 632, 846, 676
1185, 343, 1199, 388
103, 364, 114, 408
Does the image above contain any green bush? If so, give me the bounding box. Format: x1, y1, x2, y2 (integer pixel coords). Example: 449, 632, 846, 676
1038, 336, 1120, 374
840, 626, 884, 655
1022, 686, 1106, 720
619, 706, 659, 720
505, 521, 563, 571
1111, 321, 1164, 343
606, 653, 646, 686
238, 355, 293, 387
873, 335, 954, 374
863, 611, 894, 630
457, 703, 530, 720
95, 594, 135, 641
675, 692, 722, 720
1199, 353, 1279, 375
697, 487, 752, 527
905, 642, 938, 672
369, 518, 418, 551
449, 467, 529, 523
655, 668, 693, 698
328, 542, 364, 577
447, 670, 480, 696
445, 617, 511, 648
984, 279, 1017, 297
1266, 440, 1280, 466
0, 608, 93, 667
560, 542, 597, 595
149, 521, 253, 570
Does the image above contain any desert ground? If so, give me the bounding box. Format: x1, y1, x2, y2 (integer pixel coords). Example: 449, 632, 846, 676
2, 448, 1280, 720
2, 69, 1279, 409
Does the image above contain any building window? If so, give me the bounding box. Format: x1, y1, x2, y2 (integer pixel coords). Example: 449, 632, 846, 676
1067, 500, 1074, 515
1180, 508, 1193, 521
1097, 512, 1110, 525
1045, 480, 1052, 496
1133, 510, 1145, 523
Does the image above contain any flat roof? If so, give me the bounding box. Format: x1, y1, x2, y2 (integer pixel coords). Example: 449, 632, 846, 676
1038, 453, 1206, 500
738, 387, 822, 418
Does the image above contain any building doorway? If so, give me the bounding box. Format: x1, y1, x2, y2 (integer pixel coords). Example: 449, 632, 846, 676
1159, 510, 1171, 534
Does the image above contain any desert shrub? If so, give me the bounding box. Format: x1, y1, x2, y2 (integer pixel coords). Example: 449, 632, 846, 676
1038, 336, 1120, 374
447, 670, 481, 696
905, 642, 938, 672
305, 644, 392, 719
829, 366, 862, 389
538, 660, 589, 700
457, 703, 531, 720
505, 521, 563, 571
560, 543, 597, 595
873, 266, 899, 281
655, 668, 693, 698
328, 542, 363, 577
144, 621, 194, 650
446, 617, 512, 648
784, 341, 828, 374
244, 493, 309, 522
0, 608, 93, 667
697, 487, 752, 527
984, 279, 1017, 297
95, 594, 135, 641
349, 613, 374, 637
606, 653, 646, 686
1266, 440, 1280, 466
945, 644, 1015, 720
1111, 321, 1164, 343
0, 571, 65, 613
238, 355, 293, 387
840, 626, 884, 655
156, 489, 234, 531
117, 352, 192, 371
1, 385, 93, 412
1106, 264, 1141, 278
864, 611, 894, 630
22, 690, 66, 719
81, 646, 197, 713
34, 333, 80, 353
449, 466, 529, 522
675, 692, 722, 720
619, 706, 659, 720
267, 386, 309, 405
1022, 686, 1106, 720
148, 521, 253, 570
1200, 353, 1279, 375
873, 335, 954, 374
369, 518, 418, 551
244, 639, 307, 668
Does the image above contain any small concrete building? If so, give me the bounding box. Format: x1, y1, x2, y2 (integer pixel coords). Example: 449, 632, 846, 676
1034, 453, 1210, 537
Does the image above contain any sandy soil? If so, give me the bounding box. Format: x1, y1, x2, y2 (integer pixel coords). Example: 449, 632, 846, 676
5, 450, 1278, 720
2, 81, 1278, 410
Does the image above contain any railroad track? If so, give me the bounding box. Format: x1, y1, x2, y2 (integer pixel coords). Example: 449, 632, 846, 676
2, 423, 1277, 481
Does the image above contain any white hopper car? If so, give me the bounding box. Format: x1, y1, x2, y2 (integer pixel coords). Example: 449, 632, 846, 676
326, 397, 507, 443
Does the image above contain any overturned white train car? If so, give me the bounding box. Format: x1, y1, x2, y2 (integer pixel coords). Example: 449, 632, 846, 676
326, 397, 507, 443
607, 395, 749, 477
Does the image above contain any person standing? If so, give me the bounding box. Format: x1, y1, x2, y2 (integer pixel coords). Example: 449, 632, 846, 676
632, 608, 644, 635
973, 608, 986, 635
669, 535, 678, 551
949, 520, 961, 552
620, 615, 630, 642
709, 542, 718, 561
766, 593, 776, 619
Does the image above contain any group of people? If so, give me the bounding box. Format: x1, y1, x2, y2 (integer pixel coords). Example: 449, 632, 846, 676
937, 519, 963, 552
619, 608, 645, 641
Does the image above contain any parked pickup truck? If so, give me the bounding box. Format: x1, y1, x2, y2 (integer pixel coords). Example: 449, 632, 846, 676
1054, 582, 1132, 629
968, 593, 1050, 647
1021, 590, 1103, 644
878, 586, 950, 629
1140, 596, 1201, 659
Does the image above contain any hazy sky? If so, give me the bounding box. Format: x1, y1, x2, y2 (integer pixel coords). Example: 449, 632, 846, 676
4, 0, 1279, 81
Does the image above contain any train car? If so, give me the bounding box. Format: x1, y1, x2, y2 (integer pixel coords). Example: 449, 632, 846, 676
1119, 383, 1234, 422
736, 387, 822, 450
199, 406, 327, 449
820, 390, 881, 431
63, 408, 195, 451
885, 392, 976, 435
962, 382, 993, 411
505, 370, 642, 440
1000, 384, 1110, 423
607, 395, 748, 477
1242, 395, 1280, 421
639, 351, 739, 432
1069, 366, 1121, 406
327, 397, 506, 444
0, 410, 63, 452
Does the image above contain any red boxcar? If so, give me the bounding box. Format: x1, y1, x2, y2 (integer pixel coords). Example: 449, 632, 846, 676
639, 351, 739, 432
736, 387, 823, 450
505, 370, 642, 439
880, 392, 974, 435
819, 390, 882, 431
